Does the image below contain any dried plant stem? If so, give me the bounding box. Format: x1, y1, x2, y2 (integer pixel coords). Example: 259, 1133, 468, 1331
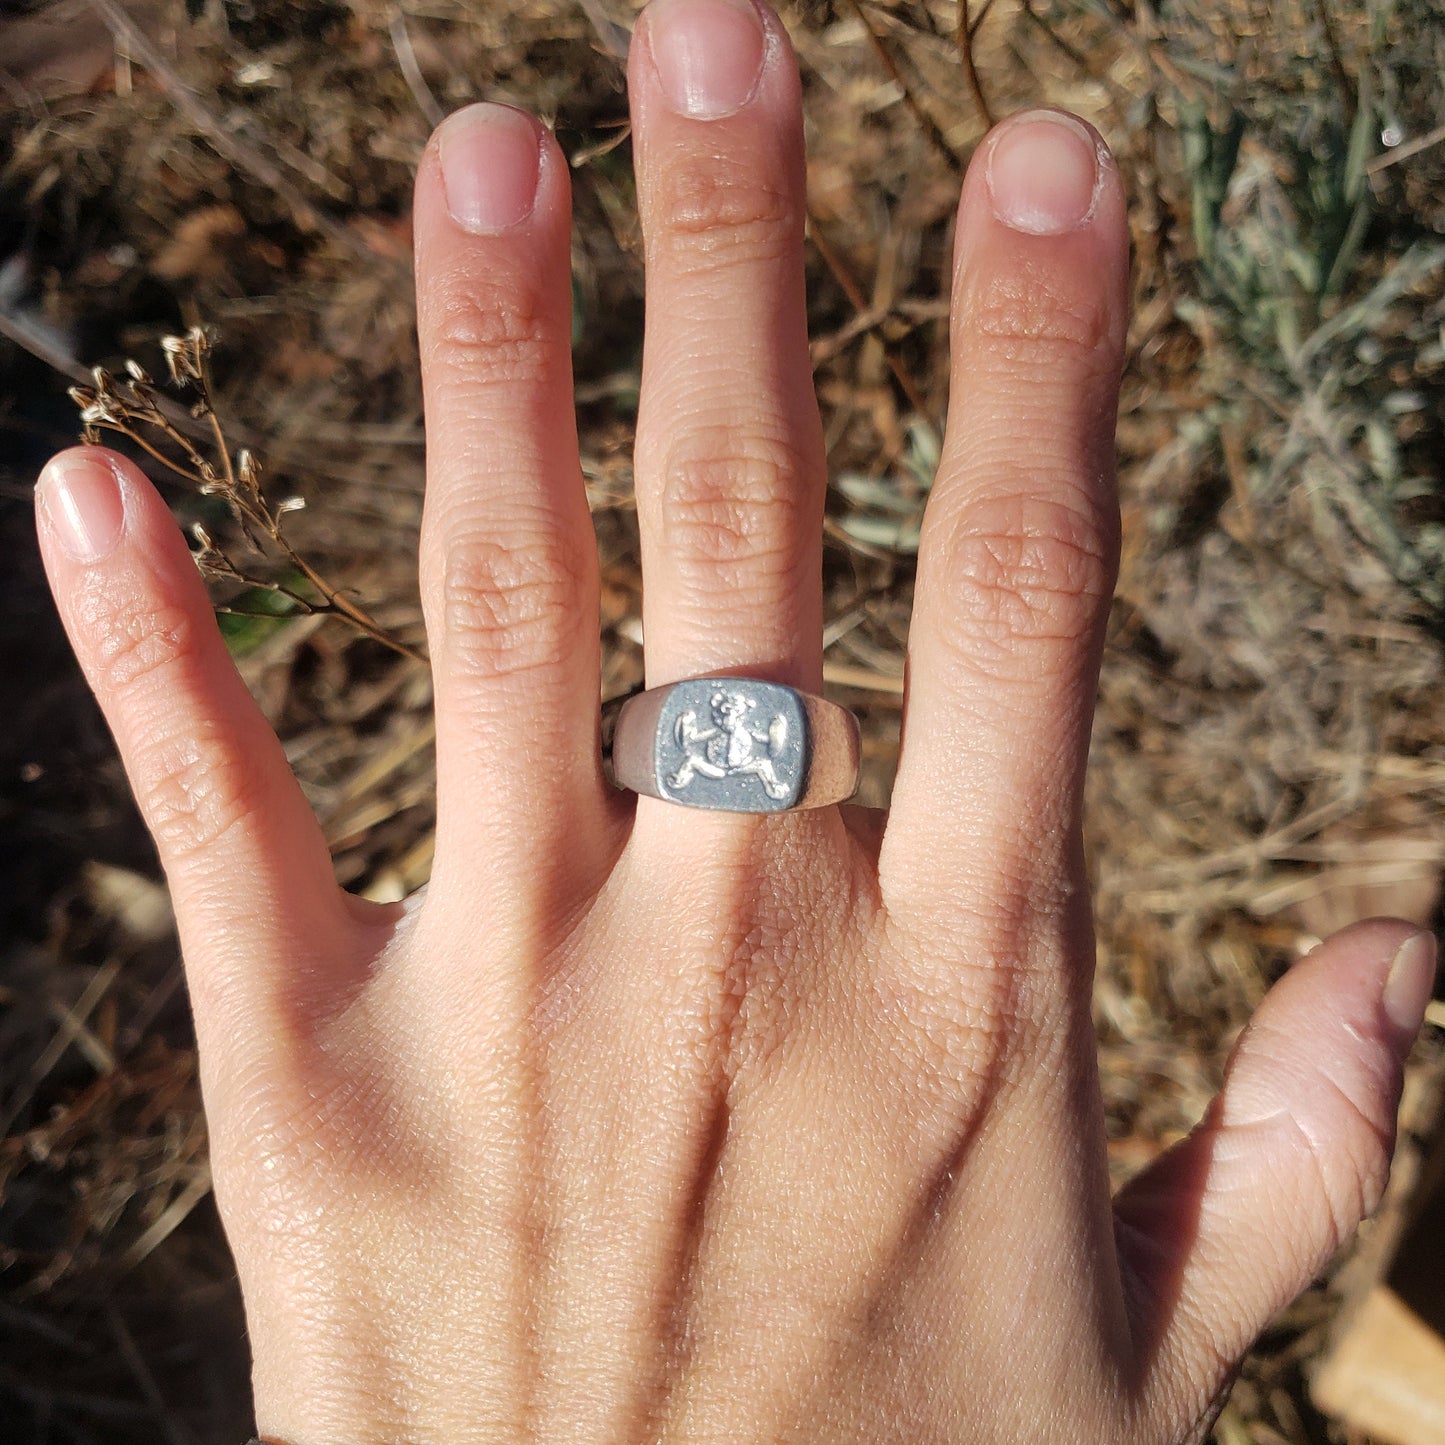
388, 4, 445, 128
1017, 0, 1094, 81
807, 213, 935, 425
205, 409, 236, 490
71, 329, 425, 664
954, 0, 995, 129
286, 551, 418, 658
85, 423, 211, 488
844, 0, 962, 172
577, 0, 631, 61
187, 335, 423, 661
1367, 119, 1445, 174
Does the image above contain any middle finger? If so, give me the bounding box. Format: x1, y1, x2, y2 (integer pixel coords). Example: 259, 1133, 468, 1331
628, 0, 825, 696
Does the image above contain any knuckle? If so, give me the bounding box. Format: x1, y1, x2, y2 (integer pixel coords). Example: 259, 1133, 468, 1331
89, 595, 194, 696
658, 426, 807, 578
930, 490, 1116, 673
440, 531, 587, 682
218, 1063, 443, 1251
82, 592, 264, 863
965, 261, 1118, 377
652, 159, 797, 269
873, 941, 1021, 1115
880, 870, 1077, 1091
135, 724, 263, 861
427, 273, 550, 389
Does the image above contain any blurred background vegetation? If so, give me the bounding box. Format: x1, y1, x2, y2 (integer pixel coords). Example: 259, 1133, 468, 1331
1, 0, 1442, 1439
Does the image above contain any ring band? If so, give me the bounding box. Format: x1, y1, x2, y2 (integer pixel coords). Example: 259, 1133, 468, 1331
611, 676, 861, 813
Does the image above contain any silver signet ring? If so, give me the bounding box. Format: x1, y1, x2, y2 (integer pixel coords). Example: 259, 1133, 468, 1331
610, 677, 861, 813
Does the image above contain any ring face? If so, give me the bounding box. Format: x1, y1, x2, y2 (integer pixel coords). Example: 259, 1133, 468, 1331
652, 679, 808, 813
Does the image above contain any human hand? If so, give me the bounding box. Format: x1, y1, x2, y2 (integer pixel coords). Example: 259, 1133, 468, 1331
33, 0, 1435, 1440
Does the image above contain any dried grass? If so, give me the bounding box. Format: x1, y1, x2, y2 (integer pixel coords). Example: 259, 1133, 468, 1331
1, 0, 1443, 1438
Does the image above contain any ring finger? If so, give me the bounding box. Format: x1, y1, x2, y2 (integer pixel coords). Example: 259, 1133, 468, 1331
628, 0, 825, 698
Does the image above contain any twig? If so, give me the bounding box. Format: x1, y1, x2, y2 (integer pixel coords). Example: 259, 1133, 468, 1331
1016, 0, 1093, 82
1367, 119, 1445, 175
807, 212, 936, 425
0, 306, 88, 385
577, 0, 631, 62
809, 274, 951, 370
823, 661, 904, 696
70, 329, 427, 664
0, 958, 122, 1138
117, 1164, 213, 1272
968, 0, 1000, 39
954, 0, 995, 128
1122, 794, 1367, 891
0, 301, 401, 501
84, 422, 211, 487
810, 303, 891, 369
388, 4, 444, 129
843, 0, 962, 172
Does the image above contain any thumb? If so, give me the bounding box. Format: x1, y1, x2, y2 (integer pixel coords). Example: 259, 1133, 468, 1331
1113, 920, 1436, 1430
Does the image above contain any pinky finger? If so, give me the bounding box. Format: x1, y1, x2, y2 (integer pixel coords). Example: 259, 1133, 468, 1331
1114, 920, 1436, 1434
35, 446, 369, 1033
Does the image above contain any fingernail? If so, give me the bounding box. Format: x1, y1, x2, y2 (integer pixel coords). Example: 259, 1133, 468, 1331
647, 0, 766, 121
986, 109, 1102, 236
1383, 931, 1437, 1039
438, 103, 542, 235
37, 452, 126, 563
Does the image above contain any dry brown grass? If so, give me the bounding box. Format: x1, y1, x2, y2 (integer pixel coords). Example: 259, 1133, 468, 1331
1, 0, 1443, 1439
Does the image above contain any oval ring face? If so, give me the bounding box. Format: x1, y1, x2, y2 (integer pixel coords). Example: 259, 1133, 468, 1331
653, 678, 808, 813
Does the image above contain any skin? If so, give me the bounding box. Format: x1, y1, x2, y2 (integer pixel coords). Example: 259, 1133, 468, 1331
32, 1, 1432, 1440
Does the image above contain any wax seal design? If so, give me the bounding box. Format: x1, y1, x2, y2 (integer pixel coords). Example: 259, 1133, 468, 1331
667, 689, 790, 800
612, 675, 857, 814
654, 678, 808, 812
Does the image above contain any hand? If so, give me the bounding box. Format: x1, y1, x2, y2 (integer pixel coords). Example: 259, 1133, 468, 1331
33, 0, 1434, 1439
